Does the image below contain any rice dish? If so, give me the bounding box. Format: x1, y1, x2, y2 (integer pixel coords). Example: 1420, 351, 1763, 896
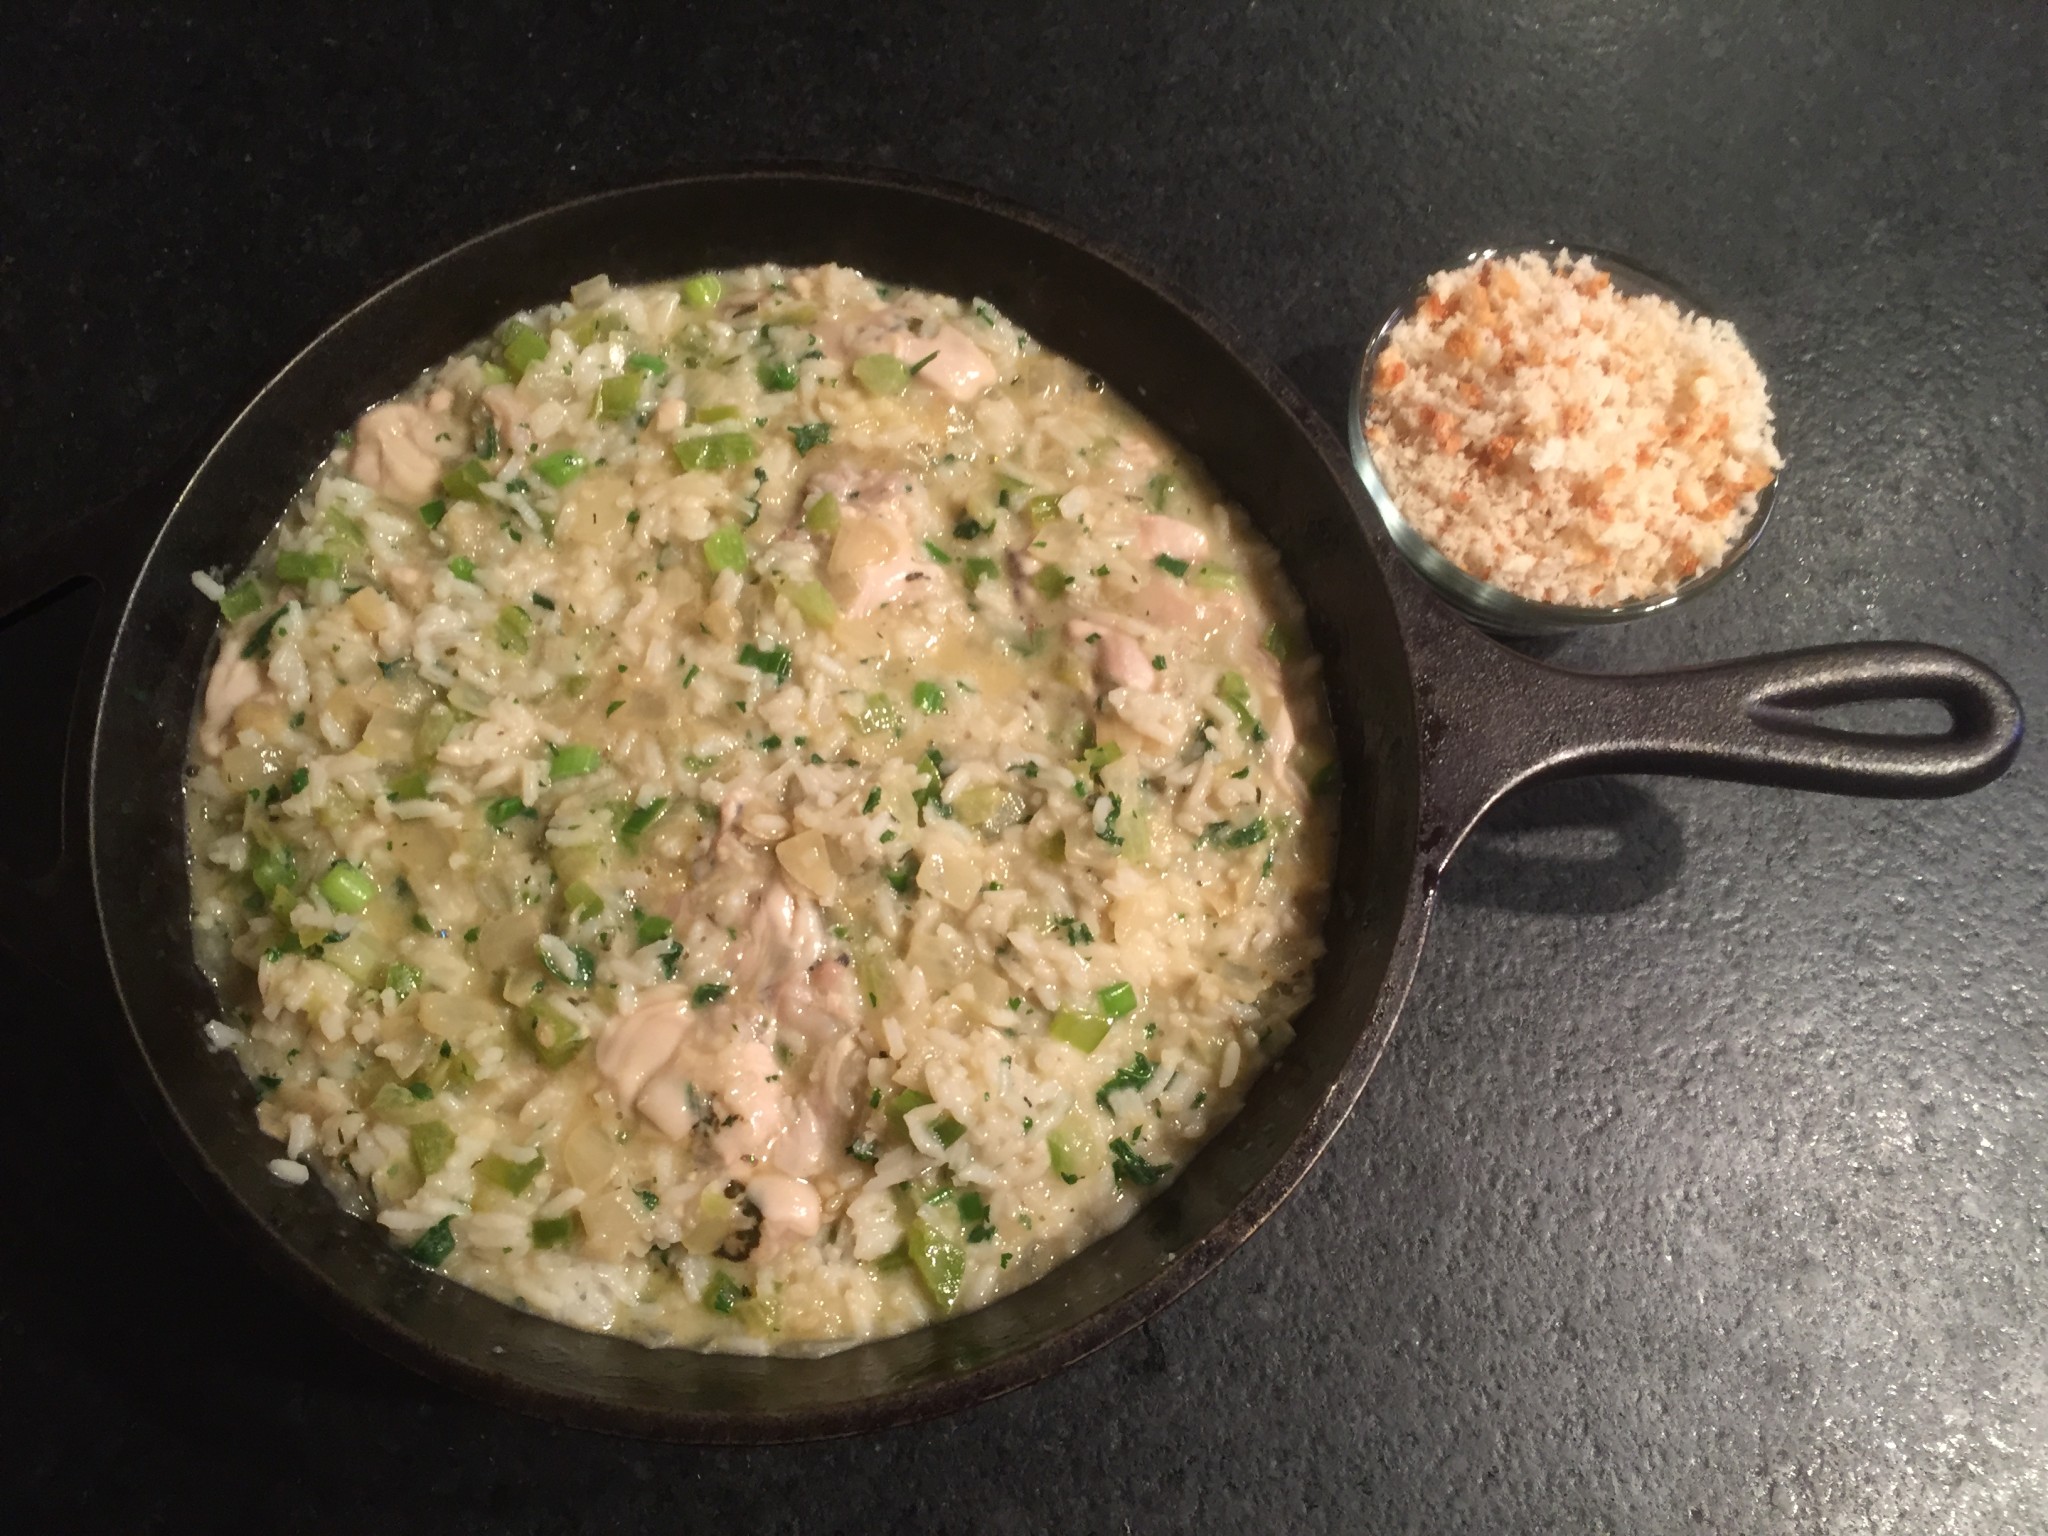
185, 263, 1335, 1350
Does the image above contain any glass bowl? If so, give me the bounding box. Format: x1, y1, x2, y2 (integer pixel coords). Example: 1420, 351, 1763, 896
1347, 245, 1779, 637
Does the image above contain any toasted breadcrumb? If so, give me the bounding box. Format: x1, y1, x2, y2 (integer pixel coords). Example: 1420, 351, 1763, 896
1366, 251, 1780, 606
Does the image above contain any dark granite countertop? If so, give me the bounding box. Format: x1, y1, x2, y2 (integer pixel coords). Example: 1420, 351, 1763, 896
2, 3, 2042, 1530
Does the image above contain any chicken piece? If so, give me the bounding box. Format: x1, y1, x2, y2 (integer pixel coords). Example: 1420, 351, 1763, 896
198, 650, 265, 757
1068, 617, 1156, 693
1135, 514, 1208, 565
480, 383, 534, 459
887, 324, 996, 403
744, 1172, 822, 1258
349, 393, 460, 506
812, 463, 943, 617
1133, 574, 1236, 642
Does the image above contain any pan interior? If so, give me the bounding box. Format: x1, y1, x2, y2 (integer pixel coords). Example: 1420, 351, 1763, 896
92, 173, 1421, 1435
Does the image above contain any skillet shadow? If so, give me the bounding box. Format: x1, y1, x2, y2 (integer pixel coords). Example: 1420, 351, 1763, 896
1437, 777, 1685, 914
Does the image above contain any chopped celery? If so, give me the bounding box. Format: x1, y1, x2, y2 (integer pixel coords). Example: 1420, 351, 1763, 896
912, 680, 946, 714
786, 580, 838, 628
531, 449, 586, 487
531, 1214, 576, 1249
1047, 1119, 1095, 1184
1049, 1006, 1109, 1052
484, 795, 534, 827
597, 374, 642, 420
1192, 563, 1239, 590
1096, 1053, 1155, 1109
963, 556, 1000, 593
385, 962, 423, 1000
441, 458, 493, 501
702, 525, 748, 572
275, 549, 337, 585
317, 862, 377, 913
852, 353, 911, 395
218, 578, 265, 622
634, 910, 673, 945
386, 766, 430, 802
1216, 672, 1266, 743
618, 797, 670, 852
906, 1218, 965, 1311
1026, 494, 1064, 526
407, 1215, 457, 1267
803, 493, 840, 534
737, 642, 792, 683
522, 999, 587, 1068
858, 692, 902, 735
1096, 980, 1137, 1017
1146, 471, 1177, 510
448, 555, 477, 583
680, 273, 724, 309
757, 357, 799, 392
952, 784, 1026, 833
415, 704, 456, 756
1083, 742, 1122, 775
249, 842, 296, 898
409, 1119, 455, 1176
886, 1088, 934, 1122
549, 743, 601, 779
694, 404, 741, 423
563, 880, 605, 922
1263, 621, 1295, 661
1031, 564, 1074, 597
499, 320, 549, 377
323, 928, 387, 986
478, 1151, 545, 1194
1109, 1137, 1169, 1187
494, 604, 532, 653
672, 432, 758, 472
625, 351, 668, 376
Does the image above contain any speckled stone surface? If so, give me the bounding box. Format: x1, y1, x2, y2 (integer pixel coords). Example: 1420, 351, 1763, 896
2, 3, 2042, 1530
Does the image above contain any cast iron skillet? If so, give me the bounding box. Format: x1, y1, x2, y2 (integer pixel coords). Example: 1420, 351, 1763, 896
0, 170, 2022, 1443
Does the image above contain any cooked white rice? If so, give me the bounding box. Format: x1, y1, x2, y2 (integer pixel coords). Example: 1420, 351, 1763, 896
185, 262, 1336, 1351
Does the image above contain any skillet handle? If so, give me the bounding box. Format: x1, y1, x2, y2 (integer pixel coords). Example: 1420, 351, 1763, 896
1414, 619, 2025, 874
0, 481, 166, 968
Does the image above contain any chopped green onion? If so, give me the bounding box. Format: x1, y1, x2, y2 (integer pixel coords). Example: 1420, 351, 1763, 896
906, 350, 940, 376
1209, 815, 1269, 849
418, 498, 447, 529
385, 962, 423, 1000
406, 1215, 457, 1267
494, 604, 531, 653
1146, 471, 1177, 510
537, 935, 595, 989
532, 449, 586, 487
1026, 494, 1064, 526
484, 795, 534, 827
478, 1151, 545, 1194
680, 273, 724, 309
846, 1137, 879, 1163
597, 374, 642, 420
788, 422, 830, 455
1216, 672, 1266, 743
619, 797, 670, 852
906, 1218, 965, 1311
963, 556, 1001, 593
672, 432, 760, 472
1109, 1137, 1169, 1187
626, 351, 668, 376
531, 1214, 576, 1249
1047, 1121, 1090, 1184
852, 353, 911, 395
912, 680, 946, 714
861, 787, 883, 814
634, 911, 673, 945
409, 1119, 455, 1176
441, 458, 493, 502
1096, 981, 1137, 1017
1193, 563, 1239, 590
549, 743, 601, 779
757, 357, 800, 392
858, 692, 902, 735
694, 404, 741, 423
886, 1088, 934, 1122
1096, 1053, 1155, 1110
952, 784, 1026, 833
275, 549, 337, 585
1049, 1006, 1110, 1052
1263, 622, 1295, 661
703, 1270, 748, 1315
737, 642, 793, 684
218, 578, 265, 622
923, 539, 953, 566
563, 881, 604, 922
249, 842, 297, 897
931, 1114, 967, 1148
702, 524, 748, 572
499, 320, 549, 378
318, 862, 377, 913
1084, 742, 1123, 775
1152, 553, 1190, 579
448, 556, 477, 583
692, 982, 731, 1008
